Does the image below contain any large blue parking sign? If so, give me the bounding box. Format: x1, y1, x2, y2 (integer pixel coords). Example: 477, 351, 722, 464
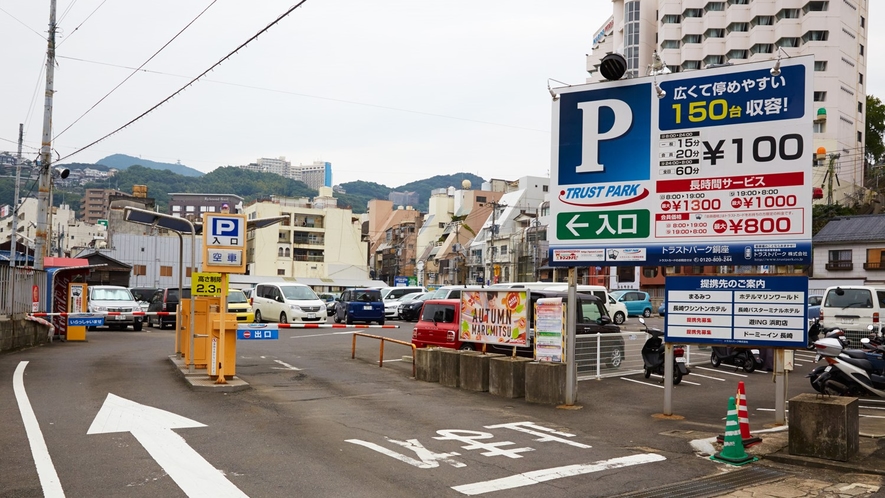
548, 57, 813, 267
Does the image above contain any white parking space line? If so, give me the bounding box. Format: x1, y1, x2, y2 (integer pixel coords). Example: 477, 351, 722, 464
648, 374, 700, 386
686, 373, 726, 381
692, 366, 749, 377
451, 453, 667, 495
620, 378, 664, 389
13, 361, 65, 497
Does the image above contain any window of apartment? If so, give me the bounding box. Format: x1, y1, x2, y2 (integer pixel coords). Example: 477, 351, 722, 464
133, 265, 146, 276
859, 101, 864, 113
860, 44, 864, 56
661, 39, 681, 49
705, 2, 725, 12
829, 249, 851, 263
727, 22, 749, 32
642, 267, 659, 278
802, 30, 829, 42
661, 14, 681, 24
729, 0, 749, 4
813, 121, 826, 133
750, 43, 774, 54
860, 16, 865, 28
705, 28, 725, 38
859, 131, 863, 143
814, 60, 828, 71
777, 37, 800, 48
683, 34, 702, 44
172, 205, 181, 212
683, 8, 703, 18
476, 196, 487, 203
666, 65, 681, 74
617, 266, 636, 283
682, 60, 701, 70
500, 245, 508, 255
185, 206, 195, 212
804, 1, 828, 12
542, 185, 548, 192
859, 73, 864, 84
813, 91, 827, 102
277, 269, 286, 276
160, 266, 172, 277
752, 16, 774, 26
704, 55, 726, 66
776, 8, 800, 20
727, 49, 748, 60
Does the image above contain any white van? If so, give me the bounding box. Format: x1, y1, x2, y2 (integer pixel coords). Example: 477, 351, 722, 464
820, 285, 885, 334
380, 286, 427, 301
251, 282, 325, 323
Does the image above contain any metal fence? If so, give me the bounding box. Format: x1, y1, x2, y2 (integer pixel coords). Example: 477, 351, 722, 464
0, 266, 47, 317
575, 331, 706, 380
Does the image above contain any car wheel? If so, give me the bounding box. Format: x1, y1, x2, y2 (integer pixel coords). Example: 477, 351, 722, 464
642, 308, 652, 318
280, 312, 288, 324
133, 321, 143, 332
458, 343, 475, 351
613, 312, 626, 325
378, 318, 385, 326
87, 326, 96, 331
346, 312, 353, 325
710, 352, 721, 367
333, 312, 341, 323
254, 310, 263, 323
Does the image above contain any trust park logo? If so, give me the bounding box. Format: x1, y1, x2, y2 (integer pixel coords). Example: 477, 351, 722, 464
558, 183, 650, 207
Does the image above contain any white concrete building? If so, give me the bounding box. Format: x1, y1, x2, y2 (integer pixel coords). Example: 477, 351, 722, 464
1, 198, 106, 257
243, 187, 368, 285
586, 0, 868, 205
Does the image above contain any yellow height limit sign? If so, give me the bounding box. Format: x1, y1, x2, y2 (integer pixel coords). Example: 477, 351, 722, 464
193, 272, 224, 296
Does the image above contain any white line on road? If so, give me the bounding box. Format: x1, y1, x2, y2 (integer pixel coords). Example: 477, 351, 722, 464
619, 377, 664, 389
451, 453, 667, 495
13, 361, 65, 497
271, 360, 301, 371
687, 373, 726, 381
648, 374, 700, 386
693, 366, 748, 377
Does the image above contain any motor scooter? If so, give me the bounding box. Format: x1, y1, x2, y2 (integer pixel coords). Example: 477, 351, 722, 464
809, 336, 885, 396
709, 346, 763, 372
639, 317, 690, 384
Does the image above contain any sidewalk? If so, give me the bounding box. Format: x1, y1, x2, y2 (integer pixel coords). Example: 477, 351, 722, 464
708, 419, 885, 497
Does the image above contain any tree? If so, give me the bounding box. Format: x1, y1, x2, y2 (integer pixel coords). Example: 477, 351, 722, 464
867, 95, 885, 166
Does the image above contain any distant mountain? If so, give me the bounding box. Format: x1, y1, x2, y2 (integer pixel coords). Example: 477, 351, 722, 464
96, 154, 203, 177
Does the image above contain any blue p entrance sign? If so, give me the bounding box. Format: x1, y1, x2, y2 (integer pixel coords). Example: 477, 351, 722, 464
202, 213, 247, 273
548, 57, 813, 267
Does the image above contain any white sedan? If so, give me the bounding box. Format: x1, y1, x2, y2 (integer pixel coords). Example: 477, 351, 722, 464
383, 298, 402, 319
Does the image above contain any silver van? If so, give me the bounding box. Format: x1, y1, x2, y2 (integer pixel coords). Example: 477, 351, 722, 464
251, 283, 325, 323
88, 285, 144, 331
821, 285, 885, 339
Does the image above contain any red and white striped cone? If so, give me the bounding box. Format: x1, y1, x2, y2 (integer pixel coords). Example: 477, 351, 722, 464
717, 381, 762, 447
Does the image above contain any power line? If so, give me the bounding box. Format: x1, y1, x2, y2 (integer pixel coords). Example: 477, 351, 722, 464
58, 0, 310, 163
54, 0, 218, 140
57, 0, 108, 48
0, 5, 46, 41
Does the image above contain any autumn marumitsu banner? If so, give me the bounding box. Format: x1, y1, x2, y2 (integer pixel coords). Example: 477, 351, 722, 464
459, 290, 528, 346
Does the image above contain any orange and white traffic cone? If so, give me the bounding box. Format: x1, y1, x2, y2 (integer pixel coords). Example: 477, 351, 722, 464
717, 381, 762, 447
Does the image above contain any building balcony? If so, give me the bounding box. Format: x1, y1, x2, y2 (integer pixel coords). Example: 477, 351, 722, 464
825, 261, 853, 271
863, 262, 885, 271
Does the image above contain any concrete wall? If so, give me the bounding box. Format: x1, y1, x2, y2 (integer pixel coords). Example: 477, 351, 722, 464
0, 319, 53, 352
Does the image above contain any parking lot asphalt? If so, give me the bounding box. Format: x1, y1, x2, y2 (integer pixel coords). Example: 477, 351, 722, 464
166, 315, 885, 497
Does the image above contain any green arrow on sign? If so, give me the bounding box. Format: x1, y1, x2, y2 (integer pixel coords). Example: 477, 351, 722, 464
556, 209, 650, 240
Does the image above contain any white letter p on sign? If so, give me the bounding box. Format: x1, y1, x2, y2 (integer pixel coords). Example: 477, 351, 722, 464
576, 99, 632, 173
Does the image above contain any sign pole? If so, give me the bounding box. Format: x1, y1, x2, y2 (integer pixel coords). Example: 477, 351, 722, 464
216, 273, 229, 384
565, 267, 577, 405
775, 349, 786, 425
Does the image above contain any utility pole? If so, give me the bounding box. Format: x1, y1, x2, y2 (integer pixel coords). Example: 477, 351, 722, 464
35, 0, 57, 270
10, 124, 23, 270
826, 153, 840, 206
488, 200, 506, 284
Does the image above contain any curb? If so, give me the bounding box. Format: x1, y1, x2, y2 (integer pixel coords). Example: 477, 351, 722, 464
167, 355, 251, 392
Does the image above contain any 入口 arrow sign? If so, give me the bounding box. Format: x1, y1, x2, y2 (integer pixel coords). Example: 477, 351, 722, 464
565, 215, 590, 237
88, 394, 248, 497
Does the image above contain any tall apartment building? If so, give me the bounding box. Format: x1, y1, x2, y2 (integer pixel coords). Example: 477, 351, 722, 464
80, 188, 124, 224
586, 0, 869, 205
237, 158, 331, 190
168, 193, 244, 220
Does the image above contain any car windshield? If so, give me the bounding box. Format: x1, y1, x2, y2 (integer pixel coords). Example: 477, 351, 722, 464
422, 303, 455, 323
399, 292, 422, 302
281, 286, 319, 300
430, 288, 448, 299
228, 290, 247, 303
610, 291, 627, 300
825, 289, 874, 308
354, 290, 382, 302
92, 288, 134, 301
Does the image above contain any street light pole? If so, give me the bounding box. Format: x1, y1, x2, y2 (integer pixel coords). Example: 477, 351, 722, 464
34, 0, 58, 270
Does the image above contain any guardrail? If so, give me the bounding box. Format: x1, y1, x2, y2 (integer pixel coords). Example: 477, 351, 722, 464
351, 332, 416, 377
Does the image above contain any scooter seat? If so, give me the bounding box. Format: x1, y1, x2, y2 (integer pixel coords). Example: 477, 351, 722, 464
843, 349, 870, 359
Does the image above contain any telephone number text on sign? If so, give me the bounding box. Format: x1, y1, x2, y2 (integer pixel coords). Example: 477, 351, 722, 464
655, 209, 804, 238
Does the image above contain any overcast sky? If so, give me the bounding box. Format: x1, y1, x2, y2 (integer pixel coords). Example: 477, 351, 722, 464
1, 1, 882, 188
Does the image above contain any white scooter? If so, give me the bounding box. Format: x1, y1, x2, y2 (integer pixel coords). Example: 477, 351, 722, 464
811, 336, 885, 397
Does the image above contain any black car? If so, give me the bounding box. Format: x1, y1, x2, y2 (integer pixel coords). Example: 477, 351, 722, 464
146, 287, 191, 329
317, 293, 337, 316
397, 292, 431, 322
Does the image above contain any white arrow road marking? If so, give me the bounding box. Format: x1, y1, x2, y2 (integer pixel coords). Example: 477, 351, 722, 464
14, 361, 65, 497
88, 394, 248, 498
565, 215, 589, 237
451, 453, 666, 495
